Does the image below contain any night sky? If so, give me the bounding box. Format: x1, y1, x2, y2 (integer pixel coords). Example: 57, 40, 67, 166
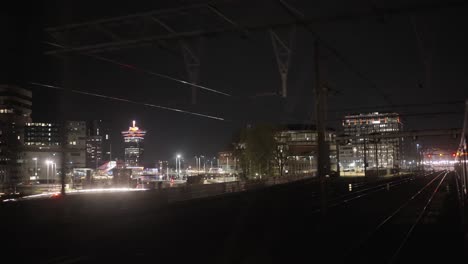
3, 0, 467, 166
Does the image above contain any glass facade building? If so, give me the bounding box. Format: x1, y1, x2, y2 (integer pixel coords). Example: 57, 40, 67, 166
339, 112, 402, 175
275, 124, 337, 176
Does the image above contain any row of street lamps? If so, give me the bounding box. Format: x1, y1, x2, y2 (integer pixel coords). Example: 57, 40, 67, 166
31, 157, 57, 192
174, 154, 220, 178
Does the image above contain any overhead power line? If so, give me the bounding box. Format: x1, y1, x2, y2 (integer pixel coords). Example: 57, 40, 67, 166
44, 41, 232, 97
44, 1, 467, 55
328, 100, 466, 113
278, 0, 393, 105
28, 82, 225, 121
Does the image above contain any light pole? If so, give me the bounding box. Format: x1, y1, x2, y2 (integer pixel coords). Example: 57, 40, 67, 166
46, 160, 52, 192
32, 157, 38, 179
416, 144, 420, 171
198, 156, 201, 173
201, 156, 206, 173
194, 156, 200, 174
52, 162, 56, 190
226, 157, 229, 174
176, 154, 181, 179
167, 162, 170, 180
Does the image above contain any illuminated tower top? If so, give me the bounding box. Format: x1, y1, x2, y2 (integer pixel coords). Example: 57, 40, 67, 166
122, 120, 146, 142
121, 120, 146, 167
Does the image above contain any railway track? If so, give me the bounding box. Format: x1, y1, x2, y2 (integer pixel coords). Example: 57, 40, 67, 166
343, 171, 451, 263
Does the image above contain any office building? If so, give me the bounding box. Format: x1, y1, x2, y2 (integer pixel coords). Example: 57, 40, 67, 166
0, 84, 32, 126
87, 120, 111, 163
86, 136, 102, 169
122, 120, 146, 167
276, 124, 337, 176
65, 121, 87, 169
0, 85, 32, 187
339, 112, 402, 176
24, 122, 61, 147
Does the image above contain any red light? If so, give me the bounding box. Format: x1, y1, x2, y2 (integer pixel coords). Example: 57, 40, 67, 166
427, 154, 432, 158
452, 153, 456, 157
51, 193, 61, 198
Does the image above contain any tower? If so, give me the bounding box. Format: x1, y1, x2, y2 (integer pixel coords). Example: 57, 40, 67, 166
121, 120, 146, 167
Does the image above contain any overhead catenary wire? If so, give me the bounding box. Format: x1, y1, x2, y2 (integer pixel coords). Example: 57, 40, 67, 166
43, 41, 232, 97
328, 100, 465, 113
45, 1, 467, 56
277, 0, 393, 105
44, 41, 303, 123
28, 82, 225, 121
284, 110, 463, 124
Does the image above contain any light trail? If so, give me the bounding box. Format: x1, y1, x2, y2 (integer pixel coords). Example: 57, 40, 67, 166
44, 41, 232, 97
28, 82, 225, 121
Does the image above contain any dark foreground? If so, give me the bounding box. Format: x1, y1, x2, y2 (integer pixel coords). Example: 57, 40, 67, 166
2, 172, 465, 264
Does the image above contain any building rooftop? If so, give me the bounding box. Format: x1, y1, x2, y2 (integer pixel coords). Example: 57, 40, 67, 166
281, 124, 336, 132
344, 112, 399, 119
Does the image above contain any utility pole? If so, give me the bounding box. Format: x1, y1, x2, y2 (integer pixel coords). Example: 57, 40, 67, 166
270, 26, 296, 97
375, 139, 379, 177
314, 40, 329, 220
364, 139, 368, 177
336, 143, 340, 177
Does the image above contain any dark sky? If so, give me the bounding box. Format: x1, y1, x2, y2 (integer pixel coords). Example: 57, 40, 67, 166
3, 0, 467, 166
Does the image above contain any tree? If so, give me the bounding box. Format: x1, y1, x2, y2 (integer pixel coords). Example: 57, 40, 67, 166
235, 124, 278, 178
274, 143, 288, 177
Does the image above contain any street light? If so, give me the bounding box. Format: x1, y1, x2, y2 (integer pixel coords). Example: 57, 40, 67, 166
176, 154, 181, 179
416, 143, 423, 172
45, 160, 52, 192
198, 156, 201, 173
32, 157, 38, 179
52, 162, 56, 189
201, 156, 206, 173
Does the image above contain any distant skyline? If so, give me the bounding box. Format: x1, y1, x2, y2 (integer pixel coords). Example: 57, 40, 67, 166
3, 0, 467, 163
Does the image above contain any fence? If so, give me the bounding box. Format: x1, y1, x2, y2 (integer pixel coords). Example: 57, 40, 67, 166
158, 174, 315, 203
